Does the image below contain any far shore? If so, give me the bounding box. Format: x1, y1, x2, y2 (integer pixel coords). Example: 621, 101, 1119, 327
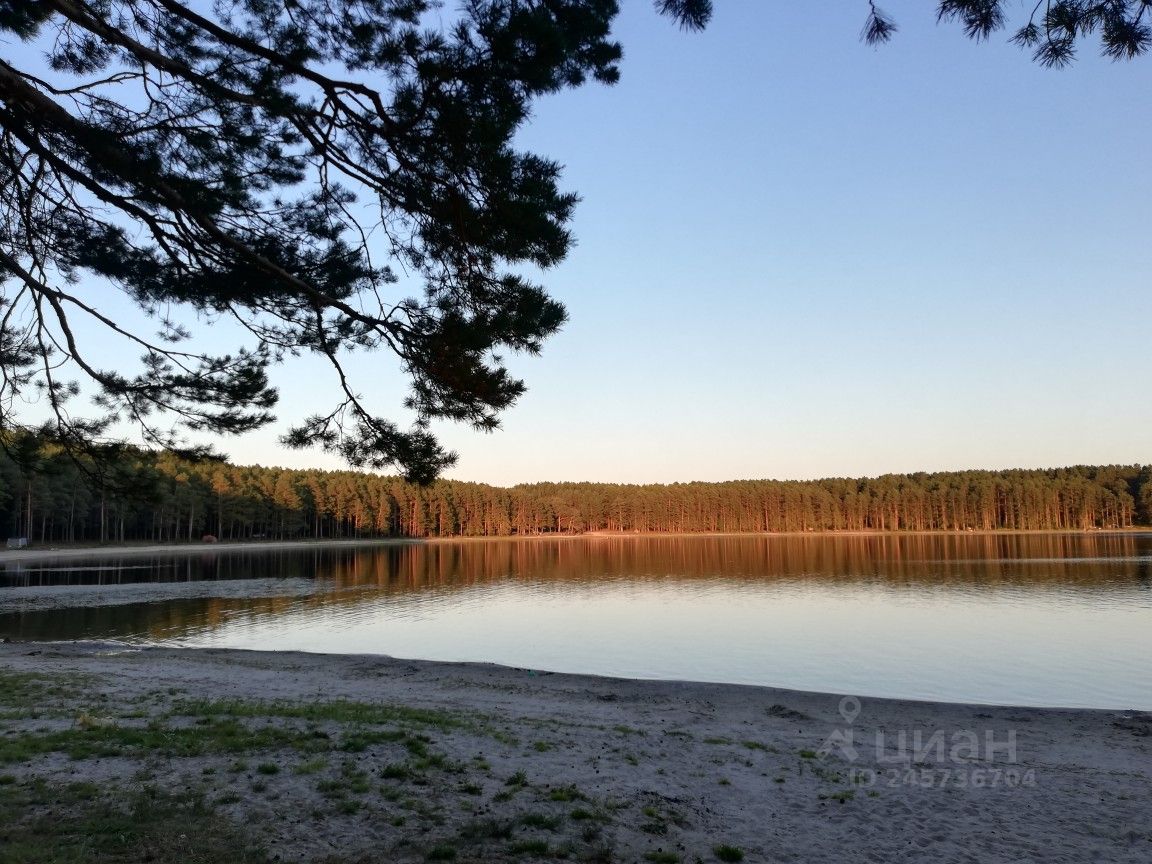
0, 642, 1149, 863
2, 527, 1147, 565
0, 536, 423, 565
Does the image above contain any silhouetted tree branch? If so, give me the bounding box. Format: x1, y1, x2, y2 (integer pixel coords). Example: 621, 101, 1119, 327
2, 2, 1144, 485
858, 1, 1150, 66
1, 0, 624, 482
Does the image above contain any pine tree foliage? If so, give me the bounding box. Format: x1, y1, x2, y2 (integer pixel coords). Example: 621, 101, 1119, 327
0, 0, 622, 482
862, 1, 1151, 66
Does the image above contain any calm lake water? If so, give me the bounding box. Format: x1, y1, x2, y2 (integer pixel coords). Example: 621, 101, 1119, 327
2, 533, 1150, 709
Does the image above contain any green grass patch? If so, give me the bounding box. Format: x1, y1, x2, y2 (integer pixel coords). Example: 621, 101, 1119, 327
520, 812, 562, 831
740, 740, 774, 752
294, 756, 328, 775
315, 766, 370, 797
380, 762, 411, 780
0, 717, 328, 764
380, 784, 404, 801
316, 779, 347, 799
173, 698, 464, 731
404, 735, 432, 758
547, 785, 586, 802
491, 730, 519, 747
508, 839, 551, 856
0, 673, 44, 715
0, 670, 65, 704
0, 778, 267, 863
0, 670, 92, 719
714, 845, 744, 862
346, 775, 372, 794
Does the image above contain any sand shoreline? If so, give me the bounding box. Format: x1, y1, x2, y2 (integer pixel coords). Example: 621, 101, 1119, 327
0, 537, 426, 564
2, 642, 1149, 862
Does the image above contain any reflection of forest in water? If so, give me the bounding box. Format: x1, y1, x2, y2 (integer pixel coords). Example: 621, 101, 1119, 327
2, 533, 1150, 643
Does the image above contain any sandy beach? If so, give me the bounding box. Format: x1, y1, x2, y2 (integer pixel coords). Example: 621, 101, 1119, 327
1, 642, 1149, 863
0, 538, 427, 566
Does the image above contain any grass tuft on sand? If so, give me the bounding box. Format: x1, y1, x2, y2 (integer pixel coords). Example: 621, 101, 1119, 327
0, 778, 268, 864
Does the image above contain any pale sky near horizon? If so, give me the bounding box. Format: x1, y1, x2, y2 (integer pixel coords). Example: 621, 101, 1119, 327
9, 3, 1152, 485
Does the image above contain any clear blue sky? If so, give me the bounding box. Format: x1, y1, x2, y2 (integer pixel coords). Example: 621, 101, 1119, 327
15, 3, 1152, 484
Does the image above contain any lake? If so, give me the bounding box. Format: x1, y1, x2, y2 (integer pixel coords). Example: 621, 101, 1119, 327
2, 533, 1150, 709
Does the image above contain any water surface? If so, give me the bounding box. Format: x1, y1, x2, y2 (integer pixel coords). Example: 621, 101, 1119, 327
2, 533, 1150, 709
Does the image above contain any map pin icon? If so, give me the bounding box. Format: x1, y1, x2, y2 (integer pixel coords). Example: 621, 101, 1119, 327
839, 696, 861, 725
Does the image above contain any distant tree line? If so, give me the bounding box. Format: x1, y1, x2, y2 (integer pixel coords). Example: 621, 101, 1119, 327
0, 436, 1148, 543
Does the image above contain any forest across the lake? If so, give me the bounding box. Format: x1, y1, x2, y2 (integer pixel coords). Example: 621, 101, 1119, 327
2, 435, 1148, 543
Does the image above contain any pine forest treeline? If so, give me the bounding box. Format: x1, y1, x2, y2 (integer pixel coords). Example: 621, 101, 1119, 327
0, 438, 1149, 543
